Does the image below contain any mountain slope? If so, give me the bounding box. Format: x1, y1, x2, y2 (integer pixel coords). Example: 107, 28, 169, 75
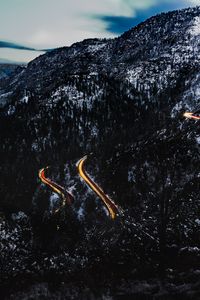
0, 6, 199, 211
0, 6, 200, 297
0, 5, 199, 211
1, 7, 200, 109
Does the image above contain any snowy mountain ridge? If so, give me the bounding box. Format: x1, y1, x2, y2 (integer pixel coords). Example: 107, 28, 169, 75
0, 6, 200, 299
1, 6, 200, 115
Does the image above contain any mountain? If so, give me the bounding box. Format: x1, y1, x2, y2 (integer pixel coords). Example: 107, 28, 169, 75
0, 58, 25, 64
1, 7, 200, 108
0, 63, 24, 79
0, 6, 200, 299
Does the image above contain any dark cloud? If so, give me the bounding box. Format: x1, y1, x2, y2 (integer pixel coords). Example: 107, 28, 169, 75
0, 41, 54, 53
96, 1, 189, 34
0, 41, 38, 51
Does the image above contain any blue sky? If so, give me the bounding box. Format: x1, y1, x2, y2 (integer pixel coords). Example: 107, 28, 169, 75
0, 0, 199, 63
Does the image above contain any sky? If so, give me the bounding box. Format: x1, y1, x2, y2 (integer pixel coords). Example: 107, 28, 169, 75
0, 0, 199, 63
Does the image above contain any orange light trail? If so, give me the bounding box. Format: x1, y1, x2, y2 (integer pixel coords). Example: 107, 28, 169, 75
77, 155, 121, 220
39, 167, 73, 213
183, 112, 200, 120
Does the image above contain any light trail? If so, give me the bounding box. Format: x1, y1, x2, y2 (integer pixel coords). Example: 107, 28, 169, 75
39, 167, 73, 213
77, 155, 121, 220
183, 112, 200, 120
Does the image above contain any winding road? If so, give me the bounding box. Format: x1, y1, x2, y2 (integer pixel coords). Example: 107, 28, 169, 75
183, 112, 200, 120
77, 155, 121, 220
38, 110, 199, 219
39, 167, 74, 212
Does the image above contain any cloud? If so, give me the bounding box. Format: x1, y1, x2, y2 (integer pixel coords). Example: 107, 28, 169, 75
0, 39, 46, 64
96, 0, 189, 34
0, 0, 171, 49
0, 0, 198, 62
0, 48, 44, 64
28, 31, 56, 46
0, 41, 37, 51
188, 0, 200, 4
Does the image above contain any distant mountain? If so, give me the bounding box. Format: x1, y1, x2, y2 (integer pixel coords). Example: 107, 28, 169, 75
0, 6, 200, 298
0, 63, 24, 81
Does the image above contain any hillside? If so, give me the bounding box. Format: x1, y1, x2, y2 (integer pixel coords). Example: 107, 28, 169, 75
0, 6, 200, 299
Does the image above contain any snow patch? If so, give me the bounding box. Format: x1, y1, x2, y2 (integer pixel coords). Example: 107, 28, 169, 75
128, 169, 136, 183
11, 211, 27, 221
7, 105, 16, 116
87, 43, 106, 52
51, 84, 103, 110
77, 206, 84, 220
20, 95, 29, 104
195, 218, 200, 225
0, 91, 13, 107
196, 136, 200, 144
127, 67, 143, 88
189, 16, 200, 36
180, 246, 200, 253
171, 101, 191, 117
49, 193, 60, 210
